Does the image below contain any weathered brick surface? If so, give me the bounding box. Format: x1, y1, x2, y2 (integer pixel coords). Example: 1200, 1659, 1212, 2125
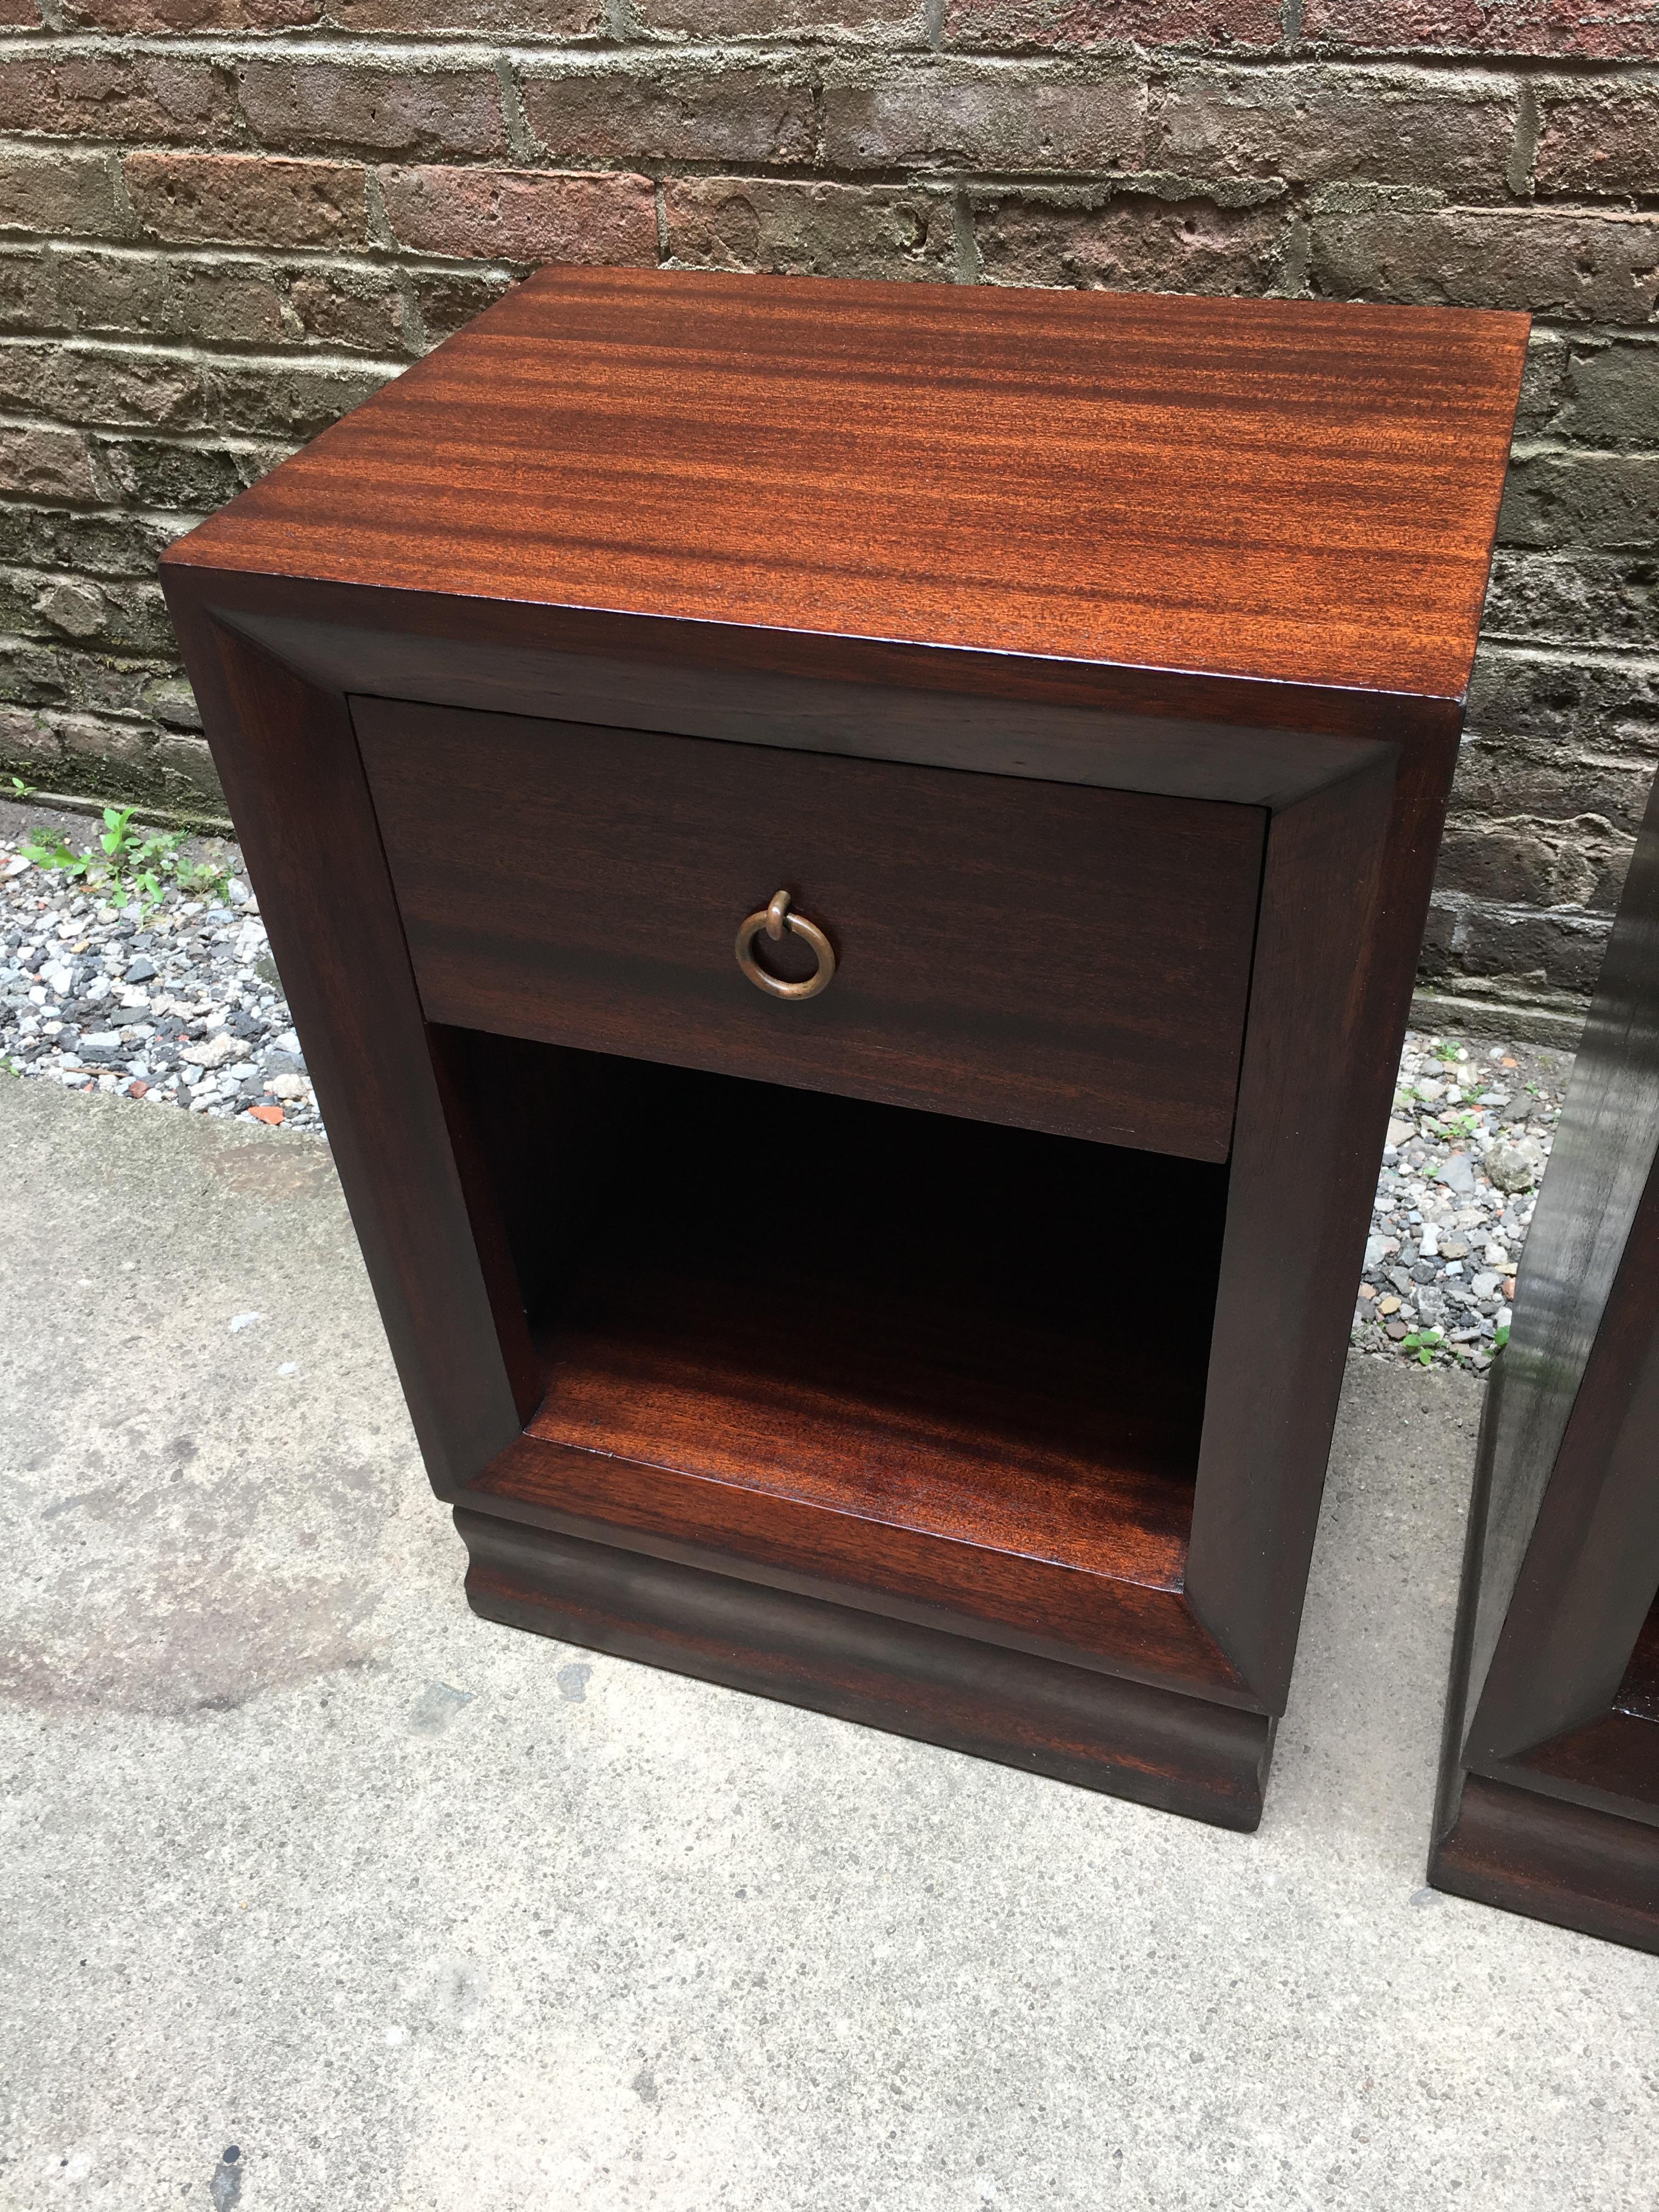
523, 61, 815, 165
239, 63, 507, 159
0, 149, 119, 238
1535, 80, 1659, 199
1501, 454, 1659, 554
650, 0, 923, 33
976, 187, 1293, 291
1485, 552, 1658, 657
1309, 205, 1659, 323
381, 166, 657, 264
945, 0, 1280, 48
410, 267, 515, 341
1302, 0, 1659, 59
667, 178, 956, 279
823, 60, 1143, 171
0, 54, 235, 144
1153, 66, 1517, 195
0, 14, 1646, 1017
62, 0, 317, 24
0, 425, 97, 503
127, 153, 369, 249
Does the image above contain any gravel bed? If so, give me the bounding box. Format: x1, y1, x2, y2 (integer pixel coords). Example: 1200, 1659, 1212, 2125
1351, 1028, 1571, 1375
0, 800, 320, 1133
2, 802, 1575, 1376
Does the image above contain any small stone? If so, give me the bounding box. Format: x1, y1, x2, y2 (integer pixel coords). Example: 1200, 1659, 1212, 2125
270, 1071, 306, 1100
1385, 1117, 1413, 1148
128, 1079, 148, 1097
1442, 1153, 1476, 1194
181, 1030, 239, 1069
1471, 1271, 1499, 1299
1386, 1320, 1408, 1341
1489, 1139, 1545, 1193
247, 1103, 284, 1126
1378, 1295, 1401, 1316
1440, 1239, 1469, 1260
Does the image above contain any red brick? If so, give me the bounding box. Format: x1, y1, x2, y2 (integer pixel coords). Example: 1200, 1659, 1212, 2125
0, 250, 57, 331
61, 0, 317, 24
168, 263, 290, 347
285, 266, 410, 353
380, 165, 658, 265
666, 178, 956, 279
127, 153, 369, 250
206, 356, 396, 436
522, 62, 815, 164
1302, 0, 1659, 59
976, 187, 1293, 290
1154, 64, 1515, 194
0, 148, 120, 238
239, 61, 506, 159
823, 59, 1144, 169
1311, 205, 1659, 325
648, 0, 921, 36
0, 425, 96, 502
945, 0, 1279, 48
54, 250, 168, 336
0, 54, 236, 144
1536, 82, 1659, 198
411, 267, 514, 342
0, 345, 206, 431
333, 0, 598, 27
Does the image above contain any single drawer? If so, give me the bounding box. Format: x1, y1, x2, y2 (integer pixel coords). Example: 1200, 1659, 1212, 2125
352, 698, 1265, 1161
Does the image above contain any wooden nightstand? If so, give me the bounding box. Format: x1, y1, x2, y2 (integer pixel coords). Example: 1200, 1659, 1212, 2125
161, 268, 1526, 1830
1431, 770, 1659, 1947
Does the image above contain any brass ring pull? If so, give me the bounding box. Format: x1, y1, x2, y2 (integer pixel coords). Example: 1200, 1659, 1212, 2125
735, 888, 836, 1002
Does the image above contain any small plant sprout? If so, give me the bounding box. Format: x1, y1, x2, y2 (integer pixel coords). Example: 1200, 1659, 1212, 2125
1401, 1328, 1443, 1368
19, 807, 231, 913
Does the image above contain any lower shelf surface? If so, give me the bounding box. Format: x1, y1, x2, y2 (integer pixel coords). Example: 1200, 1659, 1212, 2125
455, 1504, 1273, 1829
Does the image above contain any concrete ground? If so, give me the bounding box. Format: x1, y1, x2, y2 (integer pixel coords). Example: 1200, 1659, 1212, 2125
2, 1079, 1654, 2212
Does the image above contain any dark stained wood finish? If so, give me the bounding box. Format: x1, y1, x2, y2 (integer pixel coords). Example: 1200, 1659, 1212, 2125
167, 266, 1528, 705
353, 697, 1266, 1161
458, 1054, 1243, 1701
1188, 745, 1419, 1697
456, 1508, 1274, 1827
1431, 769, 1659, 1940
159, 607, 529, 1490
1431, 1776, 1659, 1953
160, 268, 1525, 1825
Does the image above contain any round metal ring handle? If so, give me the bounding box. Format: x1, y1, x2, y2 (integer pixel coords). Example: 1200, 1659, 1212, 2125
735, 888, 837, 1002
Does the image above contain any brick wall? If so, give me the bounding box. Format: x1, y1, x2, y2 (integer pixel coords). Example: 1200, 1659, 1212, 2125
0, 3, 1653, 1036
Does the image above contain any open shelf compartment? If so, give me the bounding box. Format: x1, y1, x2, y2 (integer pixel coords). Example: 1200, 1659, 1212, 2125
442, 1030, 1233, 1640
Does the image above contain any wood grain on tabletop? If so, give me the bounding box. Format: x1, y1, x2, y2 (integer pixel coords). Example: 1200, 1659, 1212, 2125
163, 266, 1530, 704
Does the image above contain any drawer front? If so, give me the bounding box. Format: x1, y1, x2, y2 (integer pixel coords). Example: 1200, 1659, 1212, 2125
353, 698, 1265, 1161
